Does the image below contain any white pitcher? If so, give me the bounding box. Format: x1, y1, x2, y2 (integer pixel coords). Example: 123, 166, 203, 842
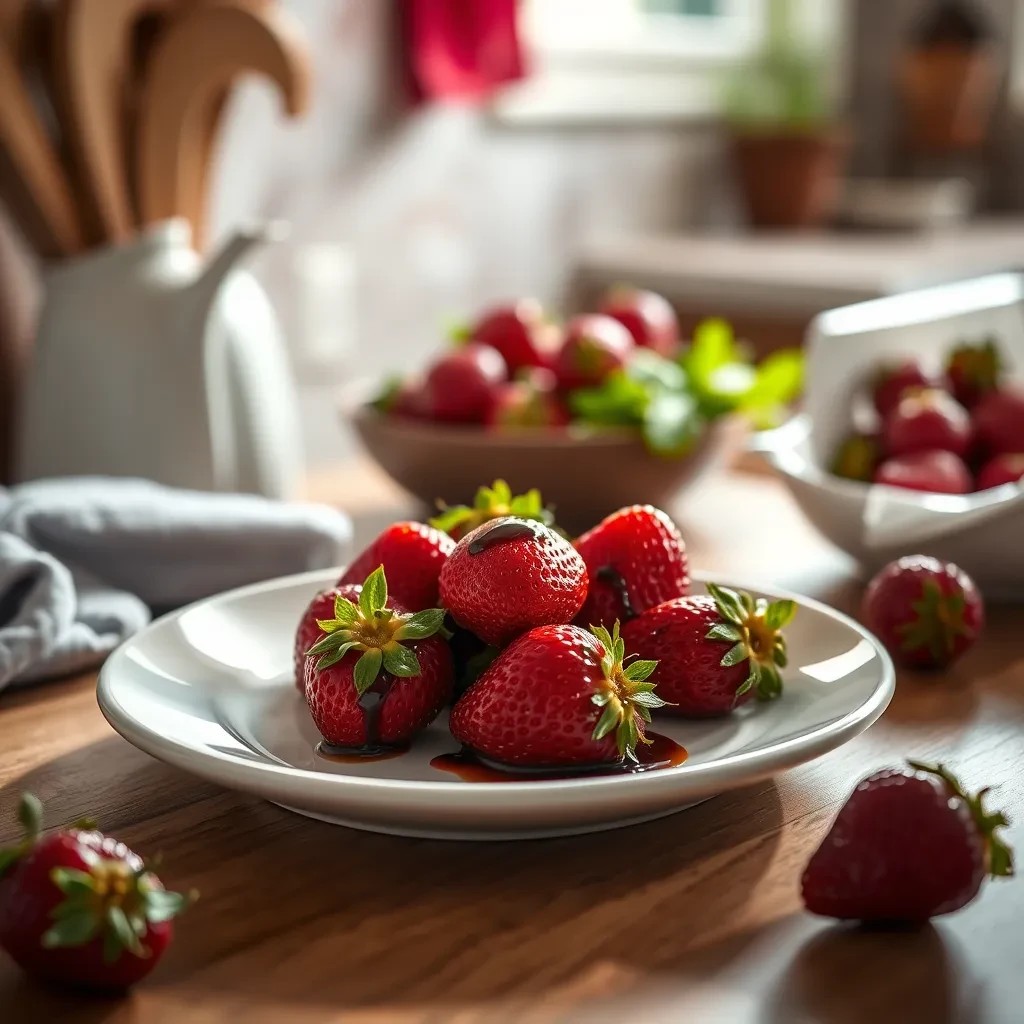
16, 220, 302, 499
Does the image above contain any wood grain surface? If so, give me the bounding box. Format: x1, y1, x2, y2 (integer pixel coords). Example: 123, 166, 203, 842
0, 461, 1021, 1023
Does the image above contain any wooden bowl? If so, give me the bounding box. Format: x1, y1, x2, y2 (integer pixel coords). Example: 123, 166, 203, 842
348, 406, 746, 532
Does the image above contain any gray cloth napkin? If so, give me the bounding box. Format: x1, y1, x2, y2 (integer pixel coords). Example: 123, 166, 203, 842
0, 478, 352, 691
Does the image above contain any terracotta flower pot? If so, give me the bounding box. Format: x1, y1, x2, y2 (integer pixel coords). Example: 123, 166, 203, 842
730, 130, 847, 230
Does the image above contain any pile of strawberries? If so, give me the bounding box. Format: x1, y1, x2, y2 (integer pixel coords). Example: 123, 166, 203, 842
377, 287, 679, 429
295, 481, 795, 769
832, 337, 1024, 494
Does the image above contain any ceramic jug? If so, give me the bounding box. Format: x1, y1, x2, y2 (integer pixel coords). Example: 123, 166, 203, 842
16, 220, 302, 498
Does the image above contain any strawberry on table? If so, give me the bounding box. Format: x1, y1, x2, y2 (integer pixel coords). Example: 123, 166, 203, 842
338, 521, 455, 611
470, 299, 560, 374
873, 449, 972, 494
430, 479, 555, 541
554, 314, 634, 391
0, 794, 192, 992
622, 584, 795, 717
802, 761, 1013, 923
423, 343, 507, 423
861, 555, 983, 670
294, 584, 361, 690
304, 567, 452, 750
439, 516, 588, 647
450, 622, 667, 768
574, 505, 689, 630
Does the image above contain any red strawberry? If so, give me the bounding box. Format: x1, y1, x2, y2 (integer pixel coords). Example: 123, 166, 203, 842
622, 584, 795, 717
390, 380, 431, 420
450, 622, 667, 767
470, 300, 560, 373
861, 555, 983, 669
0, 795, 192, 992
423, 343, 507, 423
831, 433, 880, 482
976, 451, 1024, 490
294, 584, 361, 690
574, 505, 689, 630
339, 521, 455, 611
873, 450, 971, 494
304, 567, 452, 749
972, 385, 1024, 456
802, 761, 1013, 923
872, 360, 937, 418
486, 368, 570, 429
883, 387, 971, 458
946, 337, 1002, 408
554, 314, 634, 391
599, 285, 679, 358
439, 517, 588, 646
430, 479, 556, 541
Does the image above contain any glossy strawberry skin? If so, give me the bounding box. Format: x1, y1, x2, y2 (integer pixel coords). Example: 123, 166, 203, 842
305, 630, 453, 747
872, 360, 937, 418
554, 314, 634, 391
294, 585, 361, 690
873, 450, 972, 494
439, 517, 588, 647
862, 555, 983, 669
976, 452, 1024, 490
883, 388, 971, 458
622, 596, 751, 717
450, 625, 622, 766
339, 522, 455, 611
972, 386, 1024, 456
801, 767, 989, 922
471, 300, 559, 373
599, 286, 679, 358
0, 831, 172, 992
574, 505, 689, 630
424, 344, 507, 423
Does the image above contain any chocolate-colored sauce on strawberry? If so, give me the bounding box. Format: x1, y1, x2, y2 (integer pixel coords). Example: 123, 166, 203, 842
315, 672, 406, 761
467, 519, 540, 555
595, 565, 637, 621
430, 732, 686, 782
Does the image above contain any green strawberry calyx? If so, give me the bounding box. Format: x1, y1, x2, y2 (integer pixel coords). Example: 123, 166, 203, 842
897, 578, 973, 664
589, 622, 669, 762
429, 479, 555, 540
705, 583, 796, 702
305, 566, 448, 695
947, 336, 1001, 396
907, 761, 1014, 879
1, 794, 194, 964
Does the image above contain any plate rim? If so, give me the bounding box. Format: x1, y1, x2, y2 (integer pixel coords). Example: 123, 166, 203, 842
97, 568, 896, 799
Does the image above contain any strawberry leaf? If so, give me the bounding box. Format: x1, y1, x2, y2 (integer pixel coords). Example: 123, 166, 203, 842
42, 910, 100, 950
352, 649, 384, 695
623, 659, 658, 682
143, 888, 192, 924
707, 583, 745, 625
765, 599, 796, 630
332, 596, 360, 626
382, 644, 421, 677
17, 793, 42, 842
314, 641, 359, 672
706, 622, 743, 644
394, 608, 447, 641
52, 868, 96, 897
359, 567, 388, 618
720, 642, 749, 668
429, 506, 477, 535
756, 663, 783, 701
306, 633, 355, 658
630, 690, 667, 709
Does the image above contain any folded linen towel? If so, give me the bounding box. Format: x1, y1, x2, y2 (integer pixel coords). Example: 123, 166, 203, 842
0, 478, 352, 692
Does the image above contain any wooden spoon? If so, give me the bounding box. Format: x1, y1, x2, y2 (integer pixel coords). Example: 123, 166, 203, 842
135, 1, 310, 233
51, 0, 167, 246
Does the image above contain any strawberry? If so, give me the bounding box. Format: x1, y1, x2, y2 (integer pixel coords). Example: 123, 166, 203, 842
574, 505, 689, 630
470, 300, 560, 373
439, 516, 588, 646
423, 343, 507, 423
861, 555, 983, 669
554, 314, 634, 391
294, 584, 361, 690
450, 622, 667, 767
622, 584, 795, 717
976, 451, 1024, 490
883, 387, 971, 458
430, 479, 556, 541
374, 376, 430, 420
873, 449, 972, 494
0, 794, 192, 992
872, 359, 937, 418
304, 567, 452, 749
972, 385, 1024, 456
946, 336, 1002, 408
599, 285, 679, 358
339, 521, 455, 611
486, 368, 569, 429
801, 761, 1013, 923
830, 433, 880, 482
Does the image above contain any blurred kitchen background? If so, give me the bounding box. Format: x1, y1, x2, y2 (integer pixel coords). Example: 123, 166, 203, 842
3, 0, 1024, 477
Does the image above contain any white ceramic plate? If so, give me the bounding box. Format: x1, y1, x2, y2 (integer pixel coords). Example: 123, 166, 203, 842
97, 569, 895, 841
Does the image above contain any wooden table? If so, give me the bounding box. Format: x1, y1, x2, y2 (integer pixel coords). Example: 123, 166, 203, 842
1, 462, 1022, 1023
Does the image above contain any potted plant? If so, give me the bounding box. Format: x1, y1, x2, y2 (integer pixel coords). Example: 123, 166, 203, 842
723, 0, 845, 229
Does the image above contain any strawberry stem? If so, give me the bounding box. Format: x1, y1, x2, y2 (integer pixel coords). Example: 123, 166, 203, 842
430, 480, 555, 540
